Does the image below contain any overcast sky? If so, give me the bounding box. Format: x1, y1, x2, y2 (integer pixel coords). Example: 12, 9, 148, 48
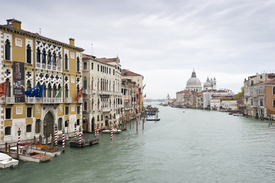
2, 0, 275, 99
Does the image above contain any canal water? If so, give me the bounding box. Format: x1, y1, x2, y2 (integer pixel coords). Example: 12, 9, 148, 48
1, 102, 275, 183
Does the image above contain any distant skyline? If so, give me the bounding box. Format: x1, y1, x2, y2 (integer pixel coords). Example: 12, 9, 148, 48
1, 0, 275, 99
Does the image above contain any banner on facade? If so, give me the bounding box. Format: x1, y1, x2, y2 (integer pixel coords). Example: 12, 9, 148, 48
13, 61, 25, 102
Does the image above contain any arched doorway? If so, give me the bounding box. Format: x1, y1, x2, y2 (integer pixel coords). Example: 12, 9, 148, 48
91, 117, 95, 132
105, 115, 109, 128
83, 118, 88, 132
44, 112, 54, 137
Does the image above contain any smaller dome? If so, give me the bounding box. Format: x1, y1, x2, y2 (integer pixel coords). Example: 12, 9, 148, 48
204, 77, 213, 88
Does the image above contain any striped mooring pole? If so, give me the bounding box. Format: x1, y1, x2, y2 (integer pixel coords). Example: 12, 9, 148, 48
79, 126, 82, 146
17, 128, 21, 145
95, 123, 97, 137
74, 122, 77, 140
55, 124, 57, 146
111, 125, 113, 140
62, 129, 65, 153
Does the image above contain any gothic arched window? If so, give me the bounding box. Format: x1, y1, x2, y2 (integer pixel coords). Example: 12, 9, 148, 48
5, 40, 11, 60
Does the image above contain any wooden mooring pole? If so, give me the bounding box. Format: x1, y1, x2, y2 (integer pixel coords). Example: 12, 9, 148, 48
16, 143, 19, 159
142, 119, 144, 130
136, 119, 138, 131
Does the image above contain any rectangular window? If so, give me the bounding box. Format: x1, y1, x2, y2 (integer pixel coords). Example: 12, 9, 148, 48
65, 106, 69, 115
97, 115, 99, 121
273, 99, 275, 107
84, 62, 87, 70
113, 69, 115, 75
91, 62, 93, 70
273, 87, 275, 95
35, 119, 41, 133
98, 64, 99, 71
5, 108, 11, 119
65, 120, 69, 127
5, 127, 11, 135
109, 68, 111, 74
58, 118, 62, 130
27, 107, 32, 118
26, 124, 32, 132
77, 106, 80, 114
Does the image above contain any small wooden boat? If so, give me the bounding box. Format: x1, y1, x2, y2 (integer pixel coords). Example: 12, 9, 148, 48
102, 128, 121, 134
31, 144, 61, 157
0, 152, 19, 169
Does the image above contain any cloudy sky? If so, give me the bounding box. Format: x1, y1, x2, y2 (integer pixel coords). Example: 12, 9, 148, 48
2, 0, 275, 99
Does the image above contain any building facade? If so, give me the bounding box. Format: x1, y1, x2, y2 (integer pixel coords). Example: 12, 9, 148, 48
0, 19, 84, 144
82, 54, 122, 131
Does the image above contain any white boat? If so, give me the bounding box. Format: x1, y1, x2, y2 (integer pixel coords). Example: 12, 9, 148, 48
102, 128, 121, 134
0, 152, 19, 169
9, 145, 51, 163
183, 110, 185, 113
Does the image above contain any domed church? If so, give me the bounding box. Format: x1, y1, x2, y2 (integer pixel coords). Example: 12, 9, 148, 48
186, 69, 202, 92
203, 77, 216, 90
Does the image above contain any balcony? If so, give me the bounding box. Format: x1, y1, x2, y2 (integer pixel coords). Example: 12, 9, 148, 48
5, 97, 14, 104
36, 62, 62, 72
102, 108, 111, 112
26, 97, 36, 104
91, 90, 96, 95
43, 97, 62, 104
125, 107, 132, 111
64, 98, 72, 103
118, 104, 123, 108
78, 98, 83, 103
83, 89, 88, 94
99, 90, 111, 95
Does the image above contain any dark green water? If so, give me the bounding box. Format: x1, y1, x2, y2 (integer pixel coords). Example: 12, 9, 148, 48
1, 102, 275, 183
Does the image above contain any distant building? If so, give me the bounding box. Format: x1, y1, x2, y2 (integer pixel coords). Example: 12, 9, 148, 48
186, 70, 202, 92
203, 77, 216, 90
244, 72, 275, 118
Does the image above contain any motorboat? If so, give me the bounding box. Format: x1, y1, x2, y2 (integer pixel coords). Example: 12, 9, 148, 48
102, 128, 121, 134
183, 110, 185, 113
0, 152, 19, 169
233, 113, 243, 116
31, 144, 61, 157
9, 143, 51, 163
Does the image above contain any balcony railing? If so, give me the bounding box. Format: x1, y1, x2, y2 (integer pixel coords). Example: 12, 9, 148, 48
64, 98, 72, 103
125, 107, 132, 111
91, 90, 96, 95
5, 97, 14, 104
78, 98, 83, 103
36, 62, 61, 72
26, 97, 35, 104
83, 89, 88, 94
102, 108, 111, 112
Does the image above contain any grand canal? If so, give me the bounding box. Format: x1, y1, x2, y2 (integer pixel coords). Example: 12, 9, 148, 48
1, 102, 275, 183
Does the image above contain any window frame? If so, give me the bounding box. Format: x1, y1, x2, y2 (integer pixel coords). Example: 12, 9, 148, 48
27, 107, 32, 118
5, 126, 11, 136
5, 107, 12, 120
65, 106, 69, 115
26, 124, 32, 133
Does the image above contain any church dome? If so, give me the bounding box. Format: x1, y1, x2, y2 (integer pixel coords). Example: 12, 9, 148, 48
204, 77, 213, 88
186, 70, 201, 87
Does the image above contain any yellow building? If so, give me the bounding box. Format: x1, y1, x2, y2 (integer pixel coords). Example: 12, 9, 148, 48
0, 19, 84, 144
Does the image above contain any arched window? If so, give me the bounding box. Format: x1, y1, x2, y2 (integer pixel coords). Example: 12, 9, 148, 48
53, 84, 57, 97
47, 51, 52, 64
5, 126, 11, 135
26, 44, 32, 64
77, 85, 79, 94
84, 101, 87, 111
98, 99, 100, 110
6, 79, 11, 97
76, 57, 80, 72
53, 52, 56, 66
47, 85, 52, 97
91, 62, 93, 70
26, 80, 32, 91
43, 84, 47, 97
64, 54, 68, 70
84, 77, 87, 90
42, 49, 46, 64
5, 40, 11, 60
36, 48, 41, 63
65, 84, 69, 98
91, 99, 94, 110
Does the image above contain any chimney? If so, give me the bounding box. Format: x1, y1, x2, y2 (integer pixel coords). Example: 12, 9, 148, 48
69, 38, 75, 46
6, 19, 21, 30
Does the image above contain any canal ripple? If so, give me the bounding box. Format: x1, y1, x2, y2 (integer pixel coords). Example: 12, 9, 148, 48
1, 102, 275, 183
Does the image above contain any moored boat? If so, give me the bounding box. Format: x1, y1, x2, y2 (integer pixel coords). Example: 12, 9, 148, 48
31, 144, 61, 157
102, 128, 121, 134
0, 152, 19, 169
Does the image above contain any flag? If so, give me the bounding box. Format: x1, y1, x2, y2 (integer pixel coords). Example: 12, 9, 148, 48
142, 83, 146, 89
25, 84, 44, 97
55, 87, 62, 98
144, 94, 146, 98
0, 81, 8, 97
76, 87, 83, 103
